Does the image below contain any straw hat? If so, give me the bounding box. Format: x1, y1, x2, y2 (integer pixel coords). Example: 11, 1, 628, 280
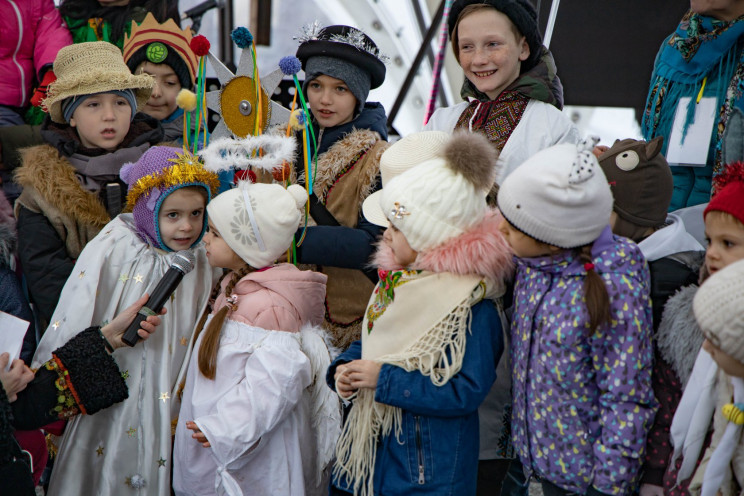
43, 42, 155, 123
362, 131, 450, 227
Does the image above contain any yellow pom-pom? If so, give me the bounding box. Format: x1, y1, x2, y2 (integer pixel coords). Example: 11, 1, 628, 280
176, 89, 197, 112
289, 109, 305, 132
722, 403, 744, 425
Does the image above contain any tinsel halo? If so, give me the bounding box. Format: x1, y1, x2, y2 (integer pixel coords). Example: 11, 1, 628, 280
125, 151, 220, 209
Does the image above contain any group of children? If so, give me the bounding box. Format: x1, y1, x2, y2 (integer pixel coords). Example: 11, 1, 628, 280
2, 0, 744, 495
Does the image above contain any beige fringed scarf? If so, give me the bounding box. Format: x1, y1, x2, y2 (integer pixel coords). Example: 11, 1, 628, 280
334, 270, 484, 495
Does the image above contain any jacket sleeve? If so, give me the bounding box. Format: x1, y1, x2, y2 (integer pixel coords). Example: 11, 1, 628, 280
11, 327, 127, 430
326, 340, 362, 391
16, 206, 76, 329
33, 0, 72, 77
194, 332, 312, 466
590, 271, 658, 495
0, 271, 36, 363
374, 300, 503, 418
641, 350, 684, 486
295, 215, 382, 272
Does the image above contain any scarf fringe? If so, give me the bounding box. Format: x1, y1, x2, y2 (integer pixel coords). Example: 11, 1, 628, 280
333, 296, 474, 495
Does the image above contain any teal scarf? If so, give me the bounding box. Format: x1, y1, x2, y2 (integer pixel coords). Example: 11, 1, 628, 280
642, 11, 744, 178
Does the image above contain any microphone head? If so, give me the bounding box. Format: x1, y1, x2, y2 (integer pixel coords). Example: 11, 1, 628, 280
170, 250, 196, 274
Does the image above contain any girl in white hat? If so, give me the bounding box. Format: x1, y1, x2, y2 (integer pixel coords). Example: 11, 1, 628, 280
173, 162, 339, 495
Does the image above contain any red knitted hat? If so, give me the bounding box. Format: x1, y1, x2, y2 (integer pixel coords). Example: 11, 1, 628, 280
704, 162, 744, 225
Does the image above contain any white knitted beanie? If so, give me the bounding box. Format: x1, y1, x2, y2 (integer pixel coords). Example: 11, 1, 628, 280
379, 131, 498, 252
694, 258, 744, 363
362, 131, 450, 227
207, 182, 308, 268
497, 137, 613, 249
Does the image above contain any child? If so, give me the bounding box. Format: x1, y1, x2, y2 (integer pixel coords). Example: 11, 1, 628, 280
123, 12, 199, 141
293, 24, 390, 351
497, 139, 657, 495
425, 0, 577, 187
31, 146, 220, 495
0, 0, 71, 126
59, 0, 180, 50
327, 131, 514, 495
173, 181, 338, 496
670, 258, 744, 496
658, 161, 744, 495
14, 41, 160, 332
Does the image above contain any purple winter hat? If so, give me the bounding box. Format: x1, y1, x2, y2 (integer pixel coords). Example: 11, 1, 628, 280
120, 146, 219, 251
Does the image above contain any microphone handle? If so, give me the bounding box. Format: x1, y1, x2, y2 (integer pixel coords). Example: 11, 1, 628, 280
121, 268, 185, 347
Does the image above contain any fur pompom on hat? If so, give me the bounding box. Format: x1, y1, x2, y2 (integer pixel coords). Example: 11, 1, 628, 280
498, 137, 613, 249
694, 258, 744, 363
704, 161, 744, 226
379, 131, 498, 251
120, 146, 219, 251
207, 183, 308, 269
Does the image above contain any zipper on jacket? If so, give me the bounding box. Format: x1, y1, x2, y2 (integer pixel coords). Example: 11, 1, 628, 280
414, 416, 425, 484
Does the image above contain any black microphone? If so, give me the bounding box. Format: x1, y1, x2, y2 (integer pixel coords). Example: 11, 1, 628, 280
181, 0, 221, 20
121, 250, 196, 347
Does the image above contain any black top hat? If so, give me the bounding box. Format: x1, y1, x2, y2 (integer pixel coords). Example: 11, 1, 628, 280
296, 24, 387, 89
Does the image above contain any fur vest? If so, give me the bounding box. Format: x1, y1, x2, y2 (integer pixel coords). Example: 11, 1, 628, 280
14, 144, 119, 259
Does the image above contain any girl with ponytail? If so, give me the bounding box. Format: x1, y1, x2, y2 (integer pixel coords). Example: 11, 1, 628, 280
173, 179, 338, 496
497, 138, 657, 496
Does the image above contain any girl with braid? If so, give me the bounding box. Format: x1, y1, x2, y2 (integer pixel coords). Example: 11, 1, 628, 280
497, 139, 657, 496
173, 181, 339, 496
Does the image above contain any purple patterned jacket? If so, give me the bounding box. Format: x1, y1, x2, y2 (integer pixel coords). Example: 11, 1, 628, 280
510, 226, 657, 495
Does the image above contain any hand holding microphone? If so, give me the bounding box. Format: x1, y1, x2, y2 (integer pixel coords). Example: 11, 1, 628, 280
121, 250, 196, 347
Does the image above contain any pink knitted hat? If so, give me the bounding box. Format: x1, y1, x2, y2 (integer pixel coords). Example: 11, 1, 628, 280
120, 146, 219, 251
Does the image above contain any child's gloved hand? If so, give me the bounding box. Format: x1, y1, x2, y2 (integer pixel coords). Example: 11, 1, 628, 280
345, 360, 382, 390
185, 420, 211, 448
30, 69, 56, 108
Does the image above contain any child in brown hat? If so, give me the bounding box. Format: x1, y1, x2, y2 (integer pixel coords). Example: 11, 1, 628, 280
13, 41, 161, 332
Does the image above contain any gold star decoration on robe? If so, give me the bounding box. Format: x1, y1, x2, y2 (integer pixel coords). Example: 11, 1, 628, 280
157, 457, 166, 467
134, 274, 144, 284
180, 337, 188, 346
124, 476, 132, 487
121, 370, 129, 380
52, 321, 60, 330
78, 270, 86, 279
159, 392, 170, 403
126, 427, 137, 437
119, 273, 129, 283
96, 445, 104, 456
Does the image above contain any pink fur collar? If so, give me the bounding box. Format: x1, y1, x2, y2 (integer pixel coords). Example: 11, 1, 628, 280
371, 209, 514, 296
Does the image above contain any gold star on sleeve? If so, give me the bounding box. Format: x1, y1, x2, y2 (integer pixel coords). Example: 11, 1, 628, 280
159, 392, 170, 403
52, 321, 60, 330
78, 270, 86, 279
134, 274, 144, 283
96, 445, 104, 456
126, 427, 137, 437
119, 273, 130, 283
180, 337, 188, 346
157, 457, 166, 467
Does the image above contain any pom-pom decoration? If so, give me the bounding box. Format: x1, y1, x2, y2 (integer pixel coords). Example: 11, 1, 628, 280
176, 89, 197, 112
723, 403, 744, 425
279, 56, 302, 76
190, 35, 211, 56
712, 161, 744, 196
231, 27, 253, 49
272, 162, 292, 182
289, 109, 307, 132
234, 169, 258, 183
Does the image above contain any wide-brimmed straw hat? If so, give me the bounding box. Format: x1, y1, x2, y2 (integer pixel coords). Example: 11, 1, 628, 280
43, 42, 155, 123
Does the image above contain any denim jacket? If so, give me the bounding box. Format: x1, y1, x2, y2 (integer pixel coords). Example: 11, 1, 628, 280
326, 299, 504, 495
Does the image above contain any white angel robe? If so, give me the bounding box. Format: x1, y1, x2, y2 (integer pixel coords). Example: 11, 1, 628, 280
173, 320, 340, 496
32, 214, 220, 495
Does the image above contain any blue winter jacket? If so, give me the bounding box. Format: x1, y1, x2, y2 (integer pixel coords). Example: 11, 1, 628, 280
326, 299, 504, 495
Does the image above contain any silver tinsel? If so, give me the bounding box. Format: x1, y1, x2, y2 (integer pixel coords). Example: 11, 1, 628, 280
296, 22, 389, 64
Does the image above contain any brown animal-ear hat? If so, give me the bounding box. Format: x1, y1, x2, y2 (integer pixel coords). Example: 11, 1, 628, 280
598, 136, 672, 228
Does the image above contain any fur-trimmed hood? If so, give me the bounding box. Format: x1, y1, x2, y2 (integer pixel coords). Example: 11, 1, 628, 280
14, 144, 111, 229
372, 208, 514, 298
